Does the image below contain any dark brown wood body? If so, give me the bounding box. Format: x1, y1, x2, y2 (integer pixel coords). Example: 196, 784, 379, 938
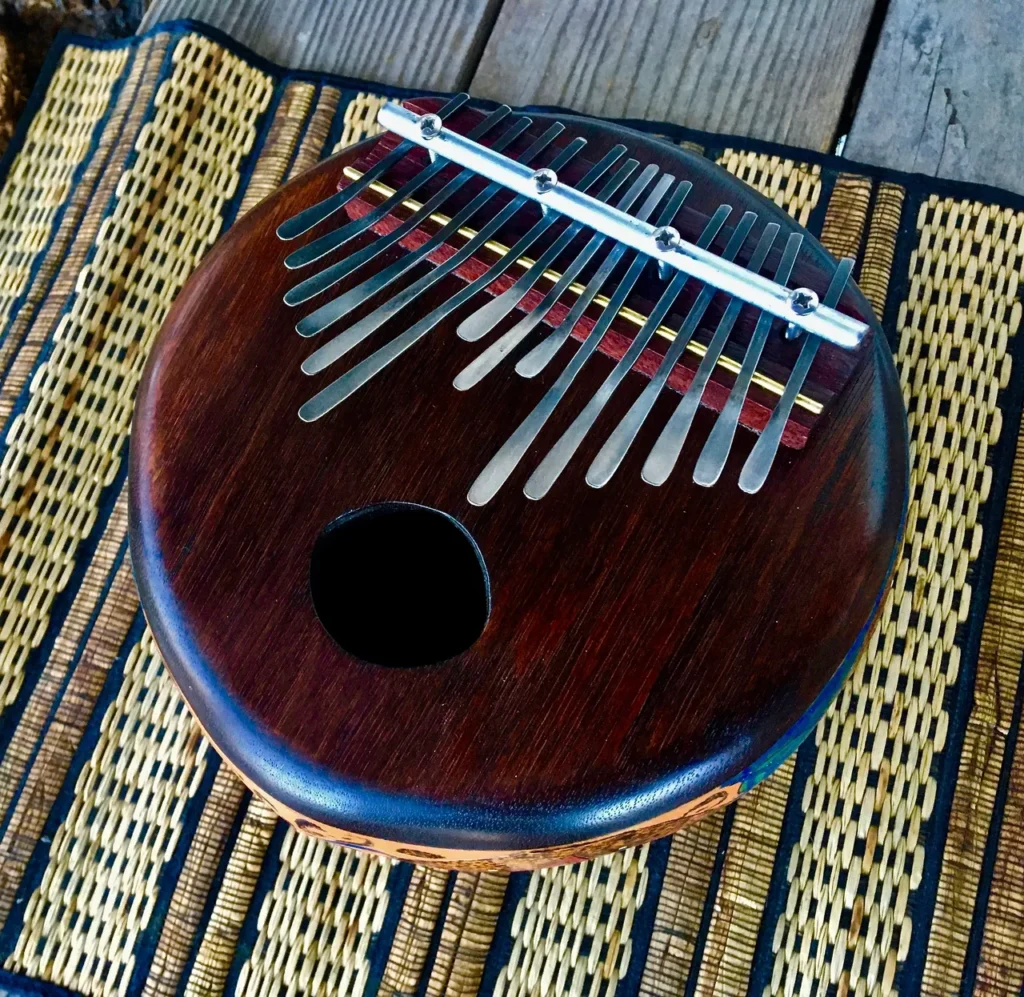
129, 123, 908, 866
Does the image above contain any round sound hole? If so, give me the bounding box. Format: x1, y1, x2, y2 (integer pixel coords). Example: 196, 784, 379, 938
310, 503, 490, 667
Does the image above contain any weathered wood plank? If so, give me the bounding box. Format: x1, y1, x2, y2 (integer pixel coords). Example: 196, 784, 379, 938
471, 0, 878, 152
141, 0, 503, 90
846, 0, 1024, 194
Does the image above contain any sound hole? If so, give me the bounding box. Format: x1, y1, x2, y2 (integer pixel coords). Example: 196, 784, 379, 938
310, 503, 490, 667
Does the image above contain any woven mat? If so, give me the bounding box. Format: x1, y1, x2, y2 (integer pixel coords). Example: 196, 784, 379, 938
0, 18, 1021, 997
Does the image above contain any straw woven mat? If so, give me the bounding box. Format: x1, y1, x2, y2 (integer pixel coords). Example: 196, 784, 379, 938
0, 18, 1021, 997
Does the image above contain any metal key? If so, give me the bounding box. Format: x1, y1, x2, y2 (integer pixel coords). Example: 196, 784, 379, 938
586, 211, 757, 488
521, 197, 726, 500
737, 257, 855, 494
456, 164, 652, 345
285, 117, 535, 314
287, 118, 557, 314
300, 128, 587, 376
452, 164, 663, 390
284, 105, 512, 270
642, 222, 780, 485
692, 233, 803, 487
425, 144, 631, 344
276, 92, 469, 240
515, 173, 680, 379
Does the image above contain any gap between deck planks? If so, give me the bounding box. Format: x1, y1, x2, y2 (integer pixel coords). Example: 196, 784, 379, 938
471, 0, 878, 152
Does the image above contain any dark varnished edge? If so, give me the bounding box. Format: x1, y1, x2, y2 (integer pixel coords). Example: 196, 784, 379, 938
128, 312, 908, 855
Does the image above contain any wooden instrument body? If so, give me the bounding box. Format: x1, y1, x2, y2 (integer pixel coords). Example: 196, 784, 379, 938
129, 115, 908, 870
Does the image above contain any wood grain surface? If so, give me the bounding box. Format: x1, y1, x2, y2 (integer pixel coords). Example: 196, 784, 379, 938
470, 0, 878, 151
140, 0, 503, 90
129, 116, 907, 864
846, 0, 1024, 194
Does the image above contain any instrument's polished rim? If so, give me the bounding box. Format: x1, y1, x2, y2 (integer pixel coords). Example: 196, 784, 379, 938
129, 118, 910, 863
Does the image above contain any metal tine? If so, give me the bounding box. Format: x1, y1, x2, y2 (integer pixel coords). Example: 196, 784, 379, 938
738, 258, 854, 494
450, 149, 628, 345
453, 163, 659, 390
642, 222, 780, 486
298, 128, 588, 388
292, 127, 579, 331
371, 156, 634, 376
285, 106, 513, 270
277, 93, 470, 240
692, 233, 803, 488
287, 120, 535, 313
457, 160, 644, 344
516, 173, 679, 379
586, 210, 757, 489
464, 177, 681, 506
294, 141, 626, 332
298, 149, 629, 365
523, 196, 725, 500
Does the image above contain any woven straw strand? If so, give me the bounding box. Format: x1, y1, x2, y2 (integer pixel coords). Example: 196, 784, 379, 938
495, 845, 649, 997
237, 833, 394, 997
236, 81, 316, 216
717, 150, 822, 228
183, 796, 279, 997
0, 34, 272, 715
288, 86, 341, 180
376, 866, 450, 996
333, 92, 388, 153
427, 870, 509, 997
924, 206, 1024, 993
0, 44, 127, 337
638, 810, 725, 997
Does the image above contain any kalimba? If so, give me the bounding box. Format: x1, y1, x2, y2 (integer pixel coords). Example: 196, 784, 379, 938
129, 95, 908, 870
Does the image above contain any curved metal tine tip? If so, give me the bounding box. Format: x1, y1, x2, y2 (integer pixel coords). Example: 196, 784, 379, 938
642, 221, 781, 486
286, 115, 533, 313
692, 232, 804, 488
456, 144, 630, 343
737, 256, 854, 494
464, 167, 670, 506
585, 208, 756, 489
283, 105, 513, 271
521, 179, 696, 500
291, 123, 564, 332
299, 125, 581, 384
452, 159, 651, 391
276, 92, 470, 240
516, 171, 676, 380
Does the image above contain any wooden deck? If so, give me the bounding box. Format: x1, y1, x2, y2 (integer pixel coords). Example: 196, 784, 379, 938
142, 0, 1023, 193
